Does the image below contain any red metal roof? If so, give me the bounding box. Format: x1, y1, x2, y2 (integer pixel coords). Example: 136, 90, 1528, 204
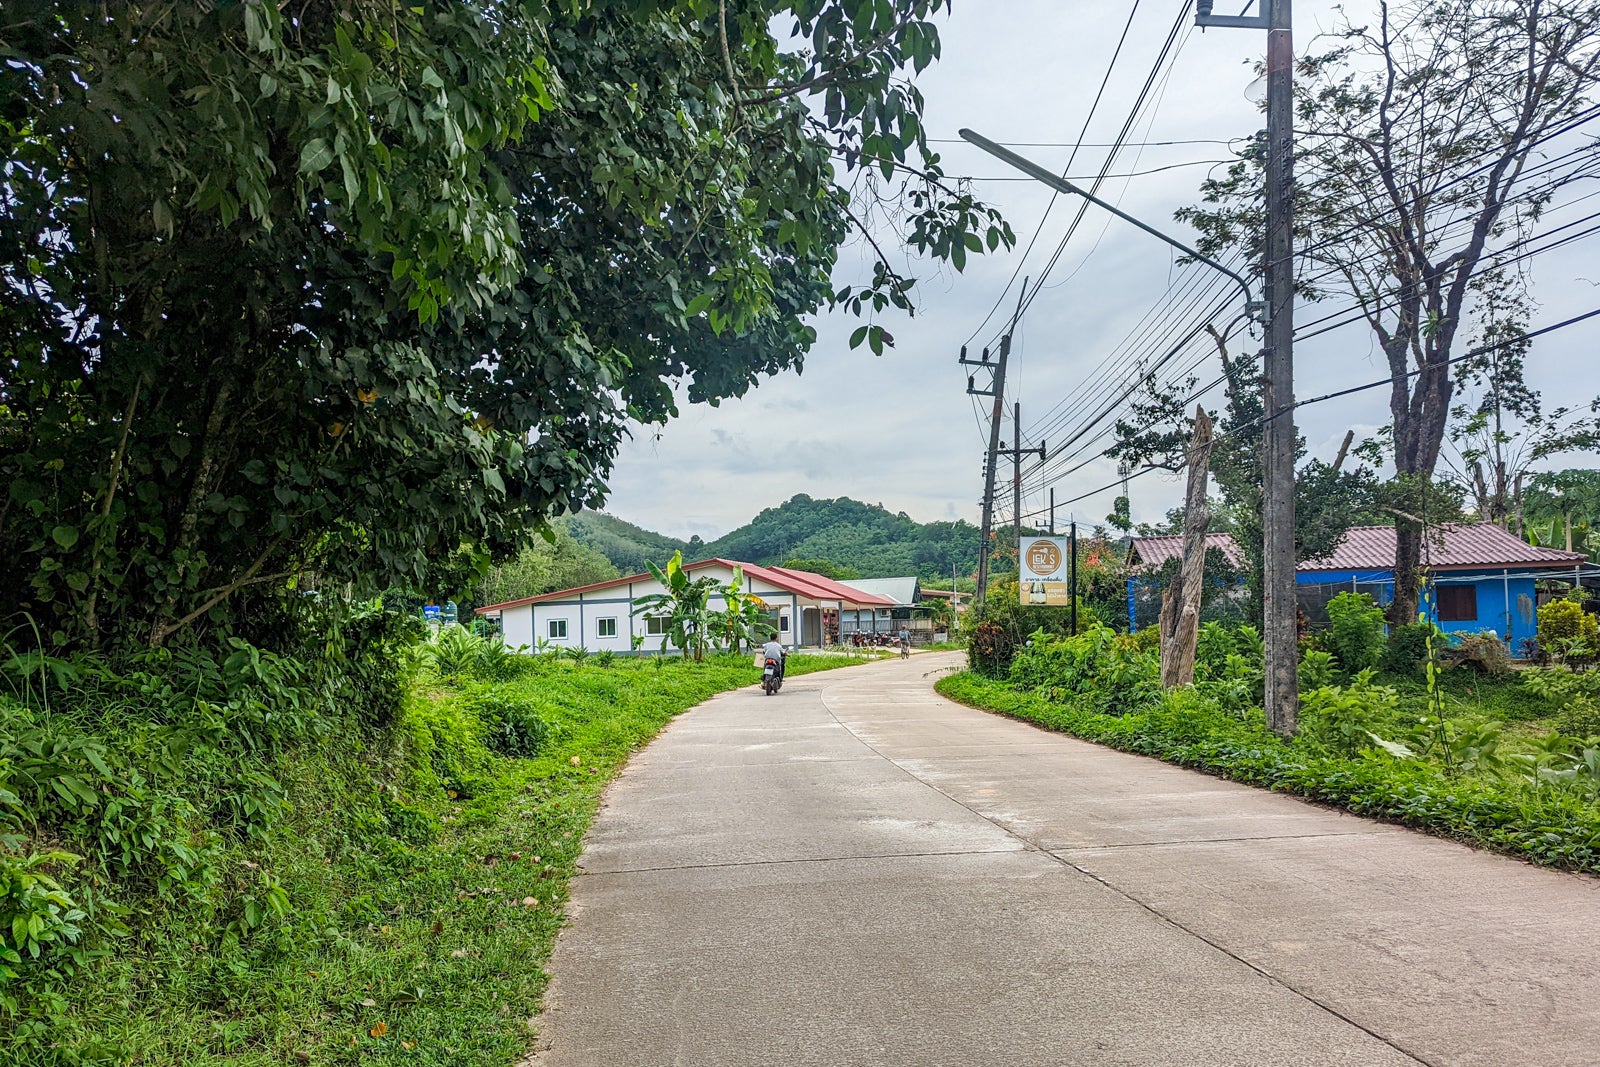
1129, 533, 1247, 570
475, 558, 896, 614
1303, 523, 1588, 571
748, 563, 897, 607
1127, 523, 1587, 574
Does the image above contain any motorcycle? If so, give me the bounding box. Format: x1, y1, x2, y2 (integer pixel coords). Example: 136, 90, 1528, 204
762, 656, 783, 696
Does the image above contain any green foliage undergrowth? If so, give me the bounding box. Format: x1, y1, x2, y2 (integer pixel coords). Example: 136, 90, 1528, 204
1, 629, 866, 1066
937, 671, 1600, 875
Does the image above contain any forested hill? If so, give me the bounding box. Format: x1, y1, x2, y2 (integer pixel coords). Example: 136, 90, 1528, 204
564, 495, 980, 581
557, 512, 688, 575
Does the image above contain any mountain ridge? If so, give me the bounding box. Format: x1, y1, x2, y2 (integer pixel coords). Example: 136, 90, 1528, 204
561, 494, 981, 583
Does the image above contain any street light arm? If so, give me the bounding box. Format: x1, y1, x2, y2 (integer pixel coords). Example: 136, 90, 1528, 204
958, 128, 1263, 322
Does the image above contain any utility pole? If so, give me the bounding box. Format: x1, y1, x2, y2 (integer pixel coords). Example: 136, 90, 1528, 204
1069, 520, 1078, 635
964, 336, 1007, 615
1196, 0, 1297, 733
1000, 402, 1046, 572
1013, 402, 1022, 545
964, 281, 1028, 612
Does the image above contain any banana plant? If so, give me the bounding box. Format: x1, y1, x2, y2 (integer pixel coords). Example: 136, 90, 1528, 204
710, 566, 776, 652
632, 551, 720, 662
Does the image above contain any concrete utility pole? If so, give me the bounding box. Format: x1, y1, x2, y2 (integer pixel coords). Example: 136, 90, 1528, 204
964, 281, 1028, 612
965, 335, 1008, 613
1196, 0, 1298, 733
1001, 403, 1047, 551
1069, 520, 1078, 635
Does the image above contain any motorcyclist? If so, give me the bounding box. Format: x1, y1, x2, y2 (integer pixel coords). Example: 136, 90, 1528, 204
762, 636, 787, 681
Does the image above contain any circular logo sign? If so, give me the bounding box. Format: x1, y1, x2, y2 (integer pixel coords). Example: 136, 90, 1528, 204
1026, 541, 1062, 576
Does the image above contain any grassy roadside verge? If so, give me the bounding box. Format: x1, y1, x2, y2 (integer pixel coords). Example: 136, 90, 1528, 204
24, 652, 868, 1067
936, 670, 1600, 874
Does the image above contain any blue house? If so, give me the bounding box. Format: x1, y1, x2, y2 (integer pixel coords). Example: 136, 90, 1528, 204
1127, 523, 1590, 650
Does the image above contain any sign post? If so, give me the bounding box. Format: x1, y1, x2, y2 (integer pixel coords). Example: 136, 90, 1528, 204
1019, 536, 1071, 607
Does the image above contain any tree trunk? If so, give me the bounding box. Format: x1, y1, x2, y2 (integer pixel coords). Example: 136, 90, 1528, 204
1390, 520, 1424, 627
1162, 406, 1215, 688
1158, 581, 1182, 667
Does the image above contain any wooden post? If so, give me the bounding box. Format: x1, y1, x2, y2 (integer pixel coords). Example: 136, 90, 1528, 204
1162, 405, 1216, 688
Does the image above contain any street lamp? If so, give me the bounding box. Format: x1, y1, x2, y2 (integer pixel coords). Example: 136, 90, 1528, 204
958, 129, 1264, 324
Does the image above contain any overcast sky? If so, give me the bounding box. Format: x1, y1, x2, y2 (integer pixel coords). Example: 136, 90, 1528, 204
600, 0, 1600, 542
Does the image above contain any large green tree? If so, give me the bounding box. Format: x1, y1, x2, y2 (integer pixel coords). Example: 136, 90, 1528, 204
1177, 0, 1600, 626
0, 0, 1009, 649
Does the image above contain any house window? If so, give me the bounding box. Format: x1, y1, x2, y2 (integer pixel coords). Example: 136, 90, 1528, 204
597, 617, 617, 638
645, 616, 669, 636
779, 614, 790, 633
547, 619, 568, 640
1437, 585, 1478, 622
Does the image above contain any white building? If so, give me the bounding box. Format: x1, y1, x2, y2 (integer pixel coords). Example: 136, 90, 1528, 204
475, 558, 897, 654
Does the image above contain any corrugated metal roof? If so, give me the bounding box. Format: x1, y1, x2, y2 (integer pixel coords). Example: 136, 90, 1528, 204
1128, 533, 1246, 570
1304, 523, 1589, 570
1126, 523, 1588, 575
737, 562, 897, 607
839, 577, 921, 606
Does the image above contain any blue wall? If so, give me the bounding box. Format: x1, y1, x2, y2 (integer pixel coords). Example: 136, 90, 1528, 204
1128, 566, 1544, 649
1299, 568, 1541, 650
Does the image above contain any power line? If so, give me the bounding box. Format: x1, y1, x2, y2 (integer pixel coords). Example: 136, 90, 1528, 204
959, 0, 1148, 349
1012, 303, 1600, 519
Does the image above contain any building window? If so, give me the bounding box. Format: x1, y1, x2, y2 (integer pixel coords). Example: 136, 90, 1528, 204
1437, 585, 1478, 622
597, 617, 617, 638
548, 619, 568, 640
645, 616, 669, 636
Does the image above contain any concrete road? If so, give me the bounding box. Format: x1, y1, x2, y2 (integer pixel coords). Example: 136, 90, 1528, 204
529, 653, 1600, 1067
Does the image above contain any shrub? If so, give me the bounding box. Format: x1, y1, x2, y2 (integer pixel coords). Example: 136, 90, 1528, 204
968, 621, 1013, 678
467, 696, 555, 759
1382, 622, 1434, 675
1008, 627, 1159, 717
1299, 649, 1336, 691
1197, 652, 1264, 716
1556, 697, 1600, 740
1327, 592, 1387, 673
1538, 599, 1599, 666
1451, 631, 1511, 676
1298, 671, 1404, 759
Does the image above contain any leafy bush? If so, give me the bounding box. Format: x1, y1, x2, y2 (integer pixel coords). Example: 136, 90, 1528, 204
428, 625, 529, 684
1299, 649, 1336, 691
1451, 630, 1512, 676
968, 621, 1013, 678
1194, 621, 1262, 680
1327, 592, 1387, 673
1195, 653, 1264, 716
1555, 698, 1600, 740
1538, 598, 1599, 665
1009, 627, 1159, 717
1382, 622, 1435, 675
472, 697, 557, 758
0, 851, 87, 1012
1299, 671, 1404, 759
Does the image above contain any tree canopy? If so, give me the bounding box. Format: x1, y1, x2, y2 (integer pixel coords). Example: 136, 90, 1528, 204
0, 0, 1009, 649
1174, 0, 1600, 624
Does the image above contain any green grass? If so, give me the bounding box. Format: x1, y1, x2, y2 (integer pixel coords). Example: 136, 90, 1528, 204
937, 669, 1600, 875
18, 651, 869, 1066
